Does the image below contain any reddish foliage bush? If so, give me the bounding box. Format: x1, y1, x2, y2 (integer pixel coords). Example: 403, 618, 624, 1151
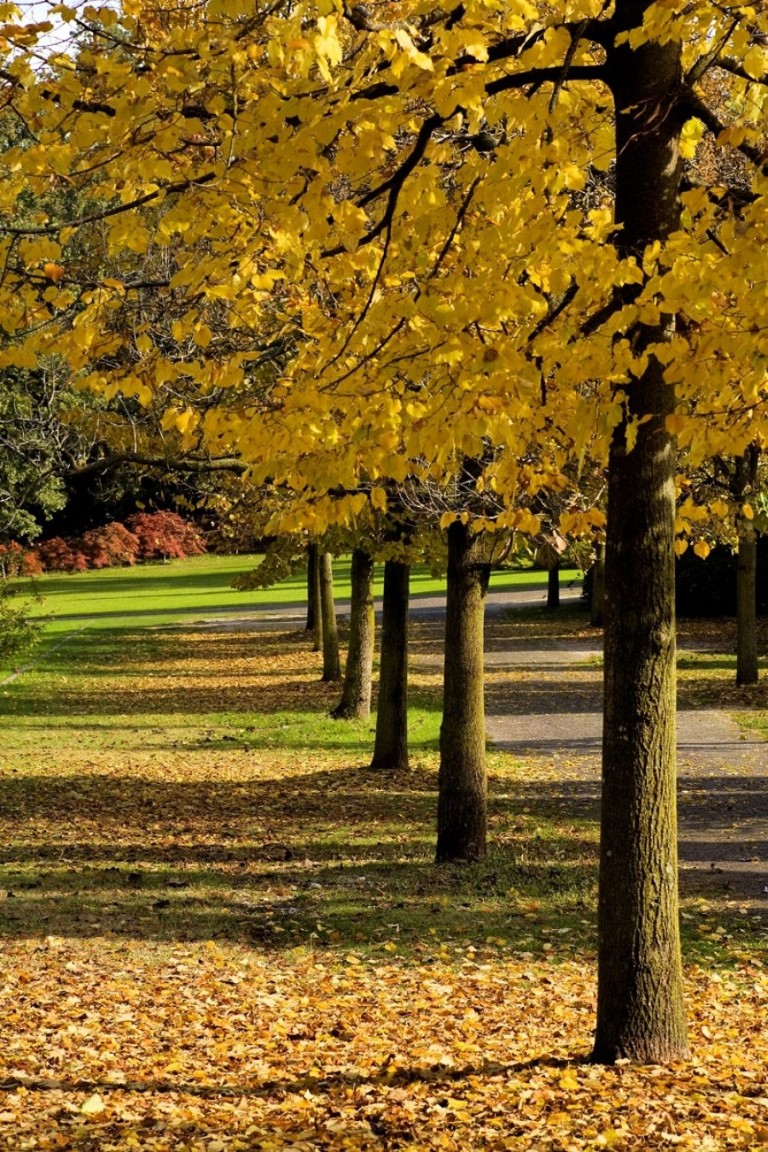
36, 537, 89, 573
125, 511, 205, 561
0, 541, 44, 578
81, 523, 140, 569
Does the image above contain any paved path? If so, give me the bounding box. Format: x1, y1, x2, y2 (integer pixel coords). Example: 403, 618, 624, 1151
481, 636, 768, 916
196, 583, 583, 630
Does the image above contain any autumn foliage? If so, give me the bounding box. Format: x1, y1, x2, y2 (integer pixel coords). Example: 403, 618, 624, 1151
126, 511, 206, 562
22, 514, 205, 574
0, 541, 44, 579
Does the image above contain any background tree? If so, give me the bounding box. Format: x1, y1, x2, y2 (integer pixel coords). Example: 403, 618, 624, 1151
370, 557, 410, 773
331, 546, 375, 719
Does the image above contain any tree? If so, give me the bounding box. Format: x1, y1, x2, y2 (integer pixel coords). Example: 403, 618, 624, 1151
733, 447, 761, 686
319, 550, 342, 681
332, 547, 375, 719
436, 519, 489, 862
589, 542, 606, 629
370, 559, 410, 773
0, 364, 80, 544
591, 9, 689, 1065
310, 545, 323, 654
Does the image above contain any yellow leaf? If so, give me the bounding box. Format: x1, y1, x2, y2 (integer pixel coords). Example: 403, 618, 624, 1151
666, 414, 687, 435
744, 45, 766, 80
742, 503, 754, 520
693, 539, 710, 559
80, 1093, 105, 1116
42, 262, 65, 283
558, 1071, 579, 1091
675, 539, 689, 557
175, 407, 199, 435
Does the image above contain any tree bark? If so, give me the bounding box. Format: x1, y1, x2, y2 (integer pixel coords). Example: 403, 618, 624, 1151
734, 448, 760, 686
332, 548, 375, 718
546, 563, 560, 610
306, 544, 317, 633
370, 559, 409, 771
319, 551, 341, 681
311, 545, 322, 652
590, 542, 606, 628
736, 526, 758, 685
436, 521, 490, 863
593, 12, 689, 1065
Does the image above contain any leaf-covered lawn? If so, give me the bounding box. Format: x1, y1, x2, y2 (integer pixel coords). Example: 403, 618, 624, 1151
1, 616, 767, 1149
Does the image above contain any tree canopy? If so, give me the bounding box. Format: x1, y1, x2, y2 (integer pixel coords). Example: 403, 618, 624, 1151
0, 0, 763, 530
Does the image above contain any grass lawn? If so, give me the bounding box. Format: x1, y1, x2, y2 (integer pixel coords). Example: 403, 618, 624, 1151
11, 553, 581, 628
1, 599, 767, 1148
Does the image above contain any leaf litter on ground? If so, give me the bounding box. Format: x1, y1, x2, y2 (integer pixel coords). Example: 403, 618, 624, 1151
0, 614, 767, 1149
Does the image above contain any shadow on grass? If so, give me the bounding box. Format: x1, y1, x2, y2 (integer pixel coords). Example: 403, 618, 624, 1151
2, 767, 767, 948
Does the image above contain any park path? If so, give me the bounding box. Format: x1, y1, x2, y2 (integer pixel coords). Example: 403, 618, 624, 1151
474, 631, 768, 917
215, 584, 767, 915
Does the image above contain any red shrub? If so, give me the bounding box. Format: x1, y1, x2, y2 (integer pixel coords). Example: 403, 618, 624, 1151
36, 536, 89, 573
125, 511, 205, 561
0, 541, 44, 578
81, 523, 140, 569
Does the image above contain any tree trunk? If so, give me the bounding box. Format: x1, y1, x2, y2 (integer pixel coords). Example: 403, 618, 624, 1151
311, 546, 323, 652
736, 525, 758, 685
332, 548, 375, 718
370, 559, 409, 771
590, 542, 606, 628
734, 448, 760, 686
593, 14, 689, 1065
546, 563, 560, 610
319, 551, 341, 681
306, 544, 317, 633
436, 521, 490, 863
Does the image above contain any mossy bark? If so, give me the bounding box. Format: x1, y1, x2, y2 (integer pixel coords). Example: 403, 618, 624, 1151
332, 548, 375, 718
371, 560, 409, 771
593, 13, 688, 1065
319, 551, 341, 682
436, 521, 489, 863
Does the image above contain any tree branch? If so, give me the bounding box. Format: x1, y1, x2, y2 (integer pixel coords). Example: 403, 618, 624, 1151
0, 171, 217, 237
67, 452, 247, 479
486, 63, 607, 98
683, 89, 767, 170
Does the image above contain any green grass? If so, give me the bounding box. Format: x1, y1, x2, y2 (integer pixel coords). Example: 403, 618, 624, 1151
17, 553, 580, 621
1, 612, 764, 966
2, 554, 581, 678
0, 621, 598, 958
734, 711, 768, 739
